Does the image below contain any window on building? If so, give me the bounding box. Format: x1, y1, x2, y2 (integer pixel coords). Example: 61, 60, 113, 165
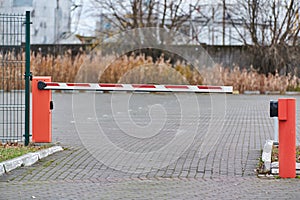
13, 0, 33, 7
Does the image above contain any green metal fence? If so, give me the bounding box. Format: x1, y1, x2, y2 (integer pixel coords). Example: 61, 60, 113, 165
0, 12, 31, 145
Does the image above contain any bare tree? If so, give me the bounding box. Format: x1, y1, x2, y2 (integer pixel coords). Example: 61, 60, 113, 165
91, 0, 200, 44
229, 0, 300, 74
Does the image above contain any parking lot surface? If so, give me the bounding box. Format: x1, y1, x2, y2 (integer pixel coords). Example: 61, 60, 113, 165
1, 93, 300, 199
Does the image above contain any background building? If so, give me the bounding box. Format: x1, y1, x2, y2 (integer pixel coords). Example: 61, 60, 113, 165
0, 0, 77, 44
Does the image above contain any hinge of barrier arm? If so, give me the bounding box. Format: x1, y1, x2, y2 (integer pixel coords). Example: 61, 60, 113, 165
23, 21, 33, 25
24, 71, 32, 81
38, 81, 47, 90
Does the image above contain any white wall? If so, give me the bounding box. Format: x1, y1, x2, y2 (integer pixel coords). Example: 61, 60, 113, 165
0, 0, 71, 44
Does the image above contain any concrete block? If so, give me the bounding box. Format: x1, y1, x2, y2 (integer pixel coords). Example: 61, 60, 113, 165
271, 168, 279, 174
36, 146, 63, 160
244, 90, 260, 95
0, 164, 5, 175
48, 146, 63, 155
271, 162, 278, 168
262, 140, 273, 171
3, 157, 23, 172
36, 149, 50, 159
21, 153, 39, 166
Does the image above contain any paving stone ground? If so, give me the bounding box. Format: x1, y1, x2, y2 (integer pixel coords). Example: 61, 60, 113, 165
1, 93, 300, 199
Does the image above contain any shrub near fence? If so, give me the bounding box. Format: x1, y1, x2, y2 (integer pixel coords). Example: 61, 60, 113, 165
2, 51, 300, 93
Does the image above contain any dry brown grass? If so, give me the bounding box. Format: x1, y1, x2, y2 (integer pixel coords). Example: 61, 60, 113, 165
0, 51, 25, 91
1, 51, 300, 93
204, 65, 300, 93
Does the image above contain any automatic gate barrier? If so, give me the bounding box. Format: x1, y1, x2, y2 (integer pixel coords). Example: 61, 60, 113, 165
37, 81, 233, 93
32, 77, 52, 143
32, 76, 233, 143
270, 98, 296, 178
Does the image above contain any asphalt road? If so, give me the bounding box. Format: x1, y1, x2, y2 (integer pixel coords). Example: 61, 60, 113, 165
1, 93, 300, 199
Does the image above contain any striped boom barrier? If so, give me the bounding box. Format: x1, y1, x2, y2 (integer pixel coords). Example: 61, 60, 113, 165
37, 81, 233, 93
32, 76, 233, 144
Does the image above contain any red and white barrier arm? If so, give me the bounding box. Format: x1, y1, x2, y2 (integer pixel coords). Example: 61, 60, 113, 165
37, 81, 233, 93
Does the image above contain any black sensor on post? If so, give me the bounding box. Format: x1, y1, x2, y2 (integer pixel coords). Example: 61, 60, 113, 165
270, 100, 278, 117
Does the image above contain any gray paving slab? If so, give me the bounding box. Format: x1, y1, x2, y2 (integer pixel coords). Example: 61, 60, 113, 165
1, 177, 300, 199
1, 93, 300, 199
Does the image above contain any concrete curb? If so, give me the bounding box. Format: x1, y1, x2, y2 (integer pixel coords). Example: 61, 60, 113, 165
0, 164, 5, 175
243, 91, 260, 95
0, 146, 63, 175
285, 91, 300, 95
271, 162, 300, 175
265, 91, 281, 95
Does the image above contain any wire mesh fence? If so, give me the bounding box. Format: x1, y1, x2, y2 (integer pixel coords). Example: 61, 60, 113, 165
0, 13, 27, 142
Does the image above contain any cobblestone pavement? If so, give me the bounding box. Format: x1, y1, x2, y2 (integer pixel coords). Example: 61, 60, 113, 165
1, 93, 300, 199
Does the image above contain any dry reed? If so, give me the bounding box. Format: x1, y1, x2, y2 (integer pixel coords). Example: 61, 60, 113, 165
1, 51, 300, 93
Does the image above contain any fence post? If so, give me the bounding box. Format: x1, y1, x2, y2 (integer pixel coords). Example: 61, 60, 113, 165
24, 11, 31, 146
273, 117, 278, 145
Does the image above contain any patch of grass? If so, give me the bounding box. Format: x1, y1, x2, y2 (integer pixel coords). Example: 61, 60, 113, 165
0, 142, 52, 162
256, 157, 266, 174
42, 160, 54, 168
275, 175, 300, 179
62, 147, 70, 151
272, 146, 279, 162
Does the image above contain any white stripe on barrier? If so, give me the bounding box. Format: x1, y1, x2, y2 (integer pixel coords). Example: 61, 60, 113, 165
39, 82, 233, 93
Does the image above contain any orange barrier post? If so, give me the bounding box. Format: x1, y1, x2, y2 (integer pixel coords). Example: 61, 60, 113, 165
278, 98, 296, 178
32, 77, 52, 143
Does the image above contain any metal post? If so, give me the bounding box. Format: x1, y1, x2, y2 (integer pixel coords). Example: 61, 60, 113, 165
278, 98, 296, 178
273, 117, 278, 145
24, 11, 31, 146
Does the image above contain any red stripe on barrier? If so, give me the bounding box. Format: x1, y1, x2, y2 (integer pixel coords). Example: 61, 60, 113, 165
198, 86, 222, 90
132, 84, 156, 88
46, 83, 60, 87
41, 81, 232, 93
67, 83, 90, 87
165, 85, 189, 89
99, 84, 123, 88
